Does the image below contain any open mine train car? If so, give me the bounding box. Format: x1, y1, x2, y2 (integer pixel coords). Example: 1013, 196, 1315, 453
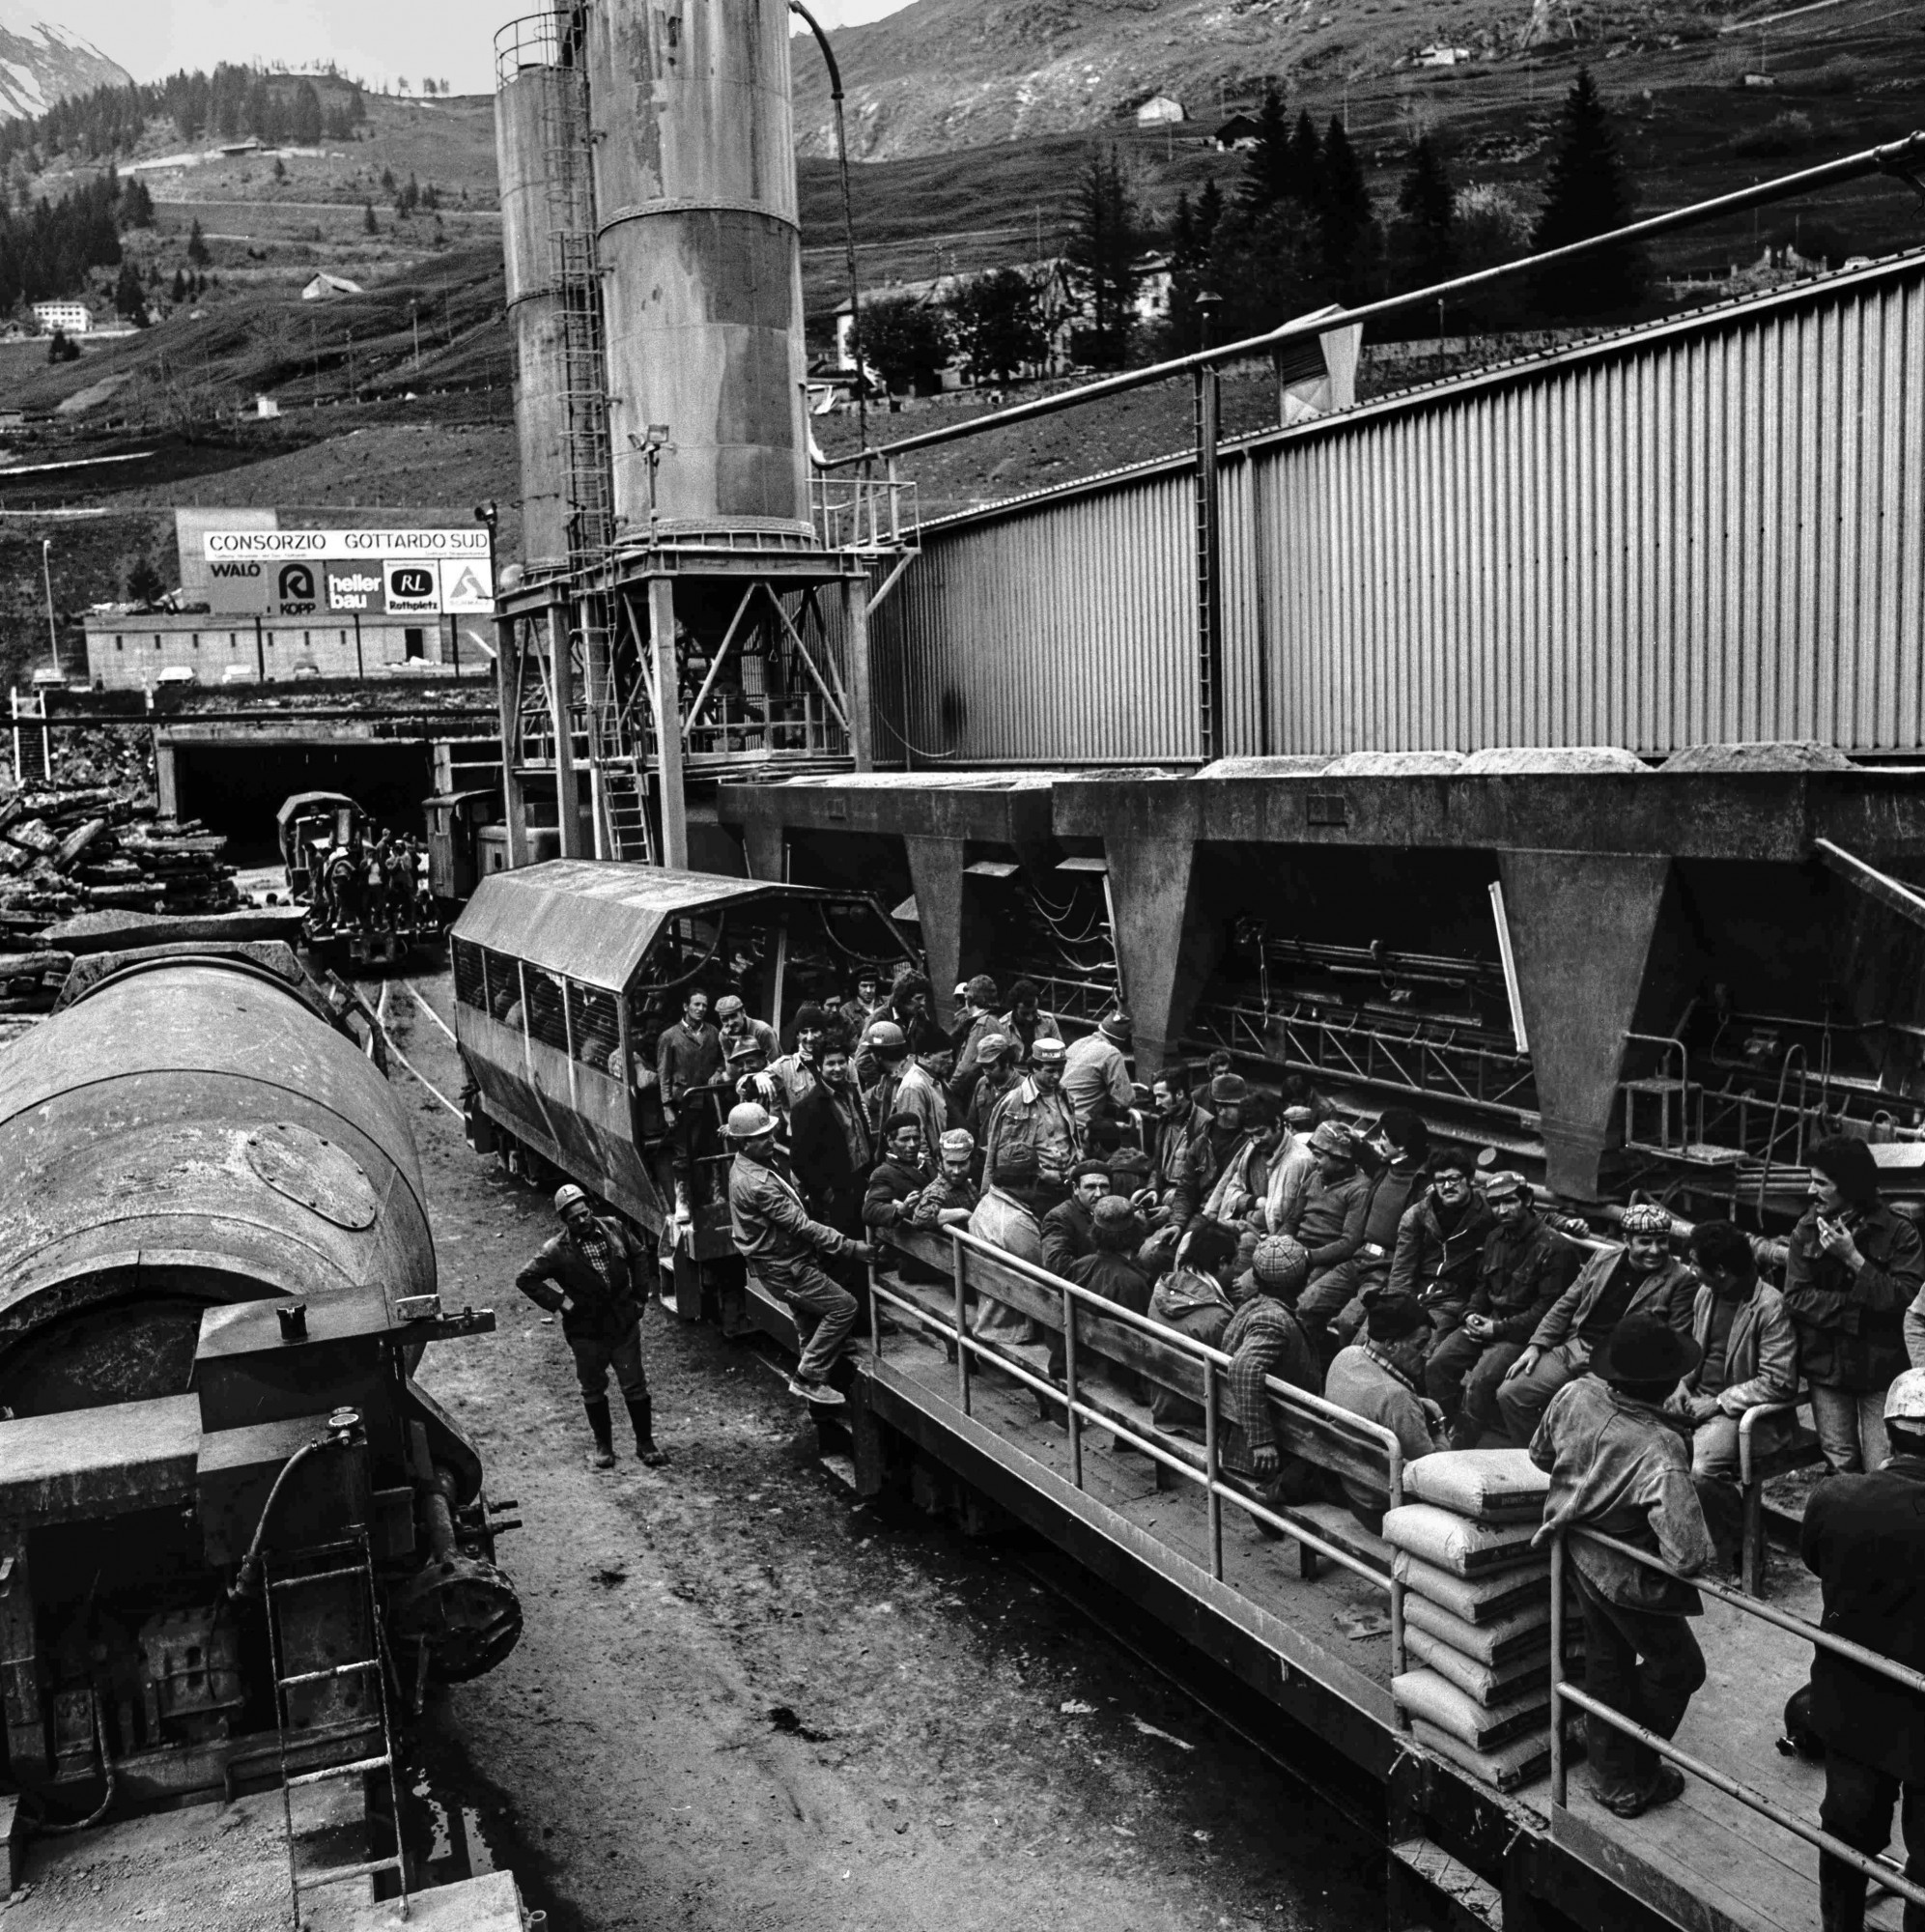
448, 861, 913, 1309
277, 790, 441, 969
0, 938, 521, 1903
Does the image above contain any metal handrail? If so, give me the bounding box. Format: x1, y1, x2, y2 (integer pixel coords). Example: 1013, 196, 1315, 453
1549, 1528, 1925, 1910
1623, 1032, 1694, 1152
1757, 1043, 1811, 1214
867, 1227, 1408, 1718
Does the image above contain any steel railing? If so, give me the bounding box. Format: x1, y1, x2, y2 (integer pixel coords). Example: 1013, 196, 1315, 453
1549, 1526, 1925, 1910
869, 1225, 1409, 1711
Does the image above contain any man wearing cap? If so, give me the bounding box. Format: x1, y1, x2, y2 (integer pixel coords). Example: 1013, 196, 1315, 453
1428, 1172, 1580, 1449
1497, 1203, 1696, 1447
865, 1020, 950, 1160
715, 993, 778, 1066
1203, 1073, 1254, 1181
1285, 1121, 1374, 1349
755, 1003, 829, 1115
1147, 1066, 1214, 1232
657, 987, 727, 1225
1297, 1108, 1430, 1347
1787, 1132, 1925, 1477
1224, 1236, 1327, 1497
1325, 1296, 1449, 1525
1043, 1160, 1112, 1276
1801, 1367, 1925, 1932
1531, 1313, 1715, 1819
515, 1186, 665, 1469
1261, 1101, 1321, 1236
983, 1035, 1083, 1200
912, 1128, 980, 1230
725, 1099, 873, 1405
1387, 1147, 1496, 1335
1063, 1010, 1136, 1124
1204, 1094, 1282, 1229
1068, 1195, 1154, 1320
960, 1030, 1022, 1160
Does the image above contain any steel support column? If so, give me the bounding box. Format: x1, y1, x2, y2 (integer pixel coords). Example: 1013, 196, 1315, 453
495, 613, 530, 867
649, 578, 688, 870
842, 572, 874, 773
742, 821, 786, 884
547, 603, 582, 860
1102, 825, 1218, 1077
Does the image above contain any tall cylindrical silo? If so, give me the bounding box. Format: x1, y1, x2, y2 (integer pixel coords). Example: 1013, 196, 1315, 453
588, 0, 811, 540
495, 16, 593, 577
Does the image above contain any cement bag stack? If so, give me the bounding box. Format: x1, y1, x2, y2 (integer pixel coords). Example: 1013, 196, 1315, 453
1384, 1450, 1582, 1792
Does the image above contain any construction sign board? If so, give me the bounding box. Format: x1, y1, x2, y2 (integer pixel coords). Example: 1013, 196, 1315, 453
198, 529, 493, 616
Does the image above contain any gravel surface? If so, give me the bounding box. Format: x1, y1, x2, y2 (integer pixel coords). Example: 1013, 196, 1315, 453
383, 968, 1382, 1932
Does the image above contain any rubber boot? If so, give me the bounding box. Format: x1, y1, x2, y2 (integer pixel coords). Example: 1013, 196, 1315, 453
583, 1395, 616, 1469
627, 1396, 667, 1467
672, 1177, 694, 1226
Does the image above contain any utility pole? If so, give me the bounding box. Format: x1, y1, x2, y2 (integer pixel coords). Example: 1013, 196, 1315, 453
347, 327, 355, 400
410, 298, 420, 371
40, 539, 58, 674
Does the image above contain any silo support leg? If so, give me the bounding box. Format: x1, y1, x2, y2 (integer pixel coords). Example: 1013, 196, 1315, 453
904, 836, 969, 1029
1495, 850, 1684, 1203
743, 824, 786, 884
1103, 835, 1218, 1079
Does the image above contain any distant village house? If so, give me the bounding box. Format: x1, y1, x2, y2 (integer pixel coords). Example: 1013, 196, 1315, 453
1135, 95, 1187, 125
301, 273, 366, 301
1214, 114, 1263, 152
31, 302, 90, 336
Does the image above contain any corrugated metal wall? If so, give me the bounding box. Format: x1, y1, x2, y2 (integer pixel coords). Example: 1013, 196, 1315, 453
871, 256, 1925, 761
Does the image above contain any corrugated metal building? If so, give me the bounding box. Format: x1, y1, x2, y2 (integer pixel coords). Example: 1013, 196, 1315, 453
871, 252, 1925, 763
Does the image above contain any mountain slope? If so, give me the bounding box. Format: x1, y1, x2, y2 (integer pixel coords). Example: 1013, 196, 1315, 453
792, 0, 1753, 157
0, 5, 130, 122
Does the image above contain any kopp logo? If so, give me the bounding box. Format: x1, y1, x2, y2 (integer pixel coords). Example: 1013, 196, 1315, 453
389, 566, 436, 600
277, 562, 316, 602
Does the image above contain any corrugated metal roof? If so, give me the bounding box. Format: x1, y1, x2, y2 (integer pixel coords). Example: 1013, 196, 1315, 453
449, 862, 838, 992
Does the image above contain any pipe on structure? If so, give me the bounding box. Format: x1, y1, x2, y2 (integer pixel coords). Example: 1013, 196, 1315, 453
823, 129, 1925, 470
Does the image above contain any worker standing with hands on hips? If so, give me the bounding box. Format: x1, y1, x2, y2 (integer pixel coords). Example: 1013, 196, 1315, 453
516, 1184, 667, 1470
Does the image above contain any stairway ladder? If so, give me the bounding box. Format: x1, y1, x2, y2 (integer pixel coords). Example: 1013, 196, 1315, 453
600, 754, 656, 864
265, 1534, 410, 1926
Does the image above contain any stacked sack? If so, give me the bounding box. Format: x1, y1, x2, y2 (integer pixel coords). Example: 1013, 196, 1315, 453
1383, 1449, 1584, 1793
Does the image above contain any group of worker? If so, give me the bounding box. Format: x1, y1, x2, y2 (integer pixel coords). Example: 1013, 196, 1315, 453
513, 963, 1925, 1908
315, 826, 429, 931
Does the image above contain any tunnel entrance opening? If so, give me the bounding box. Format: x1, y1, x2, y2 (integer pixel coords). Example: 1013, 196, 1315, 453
174, 742, 436, 865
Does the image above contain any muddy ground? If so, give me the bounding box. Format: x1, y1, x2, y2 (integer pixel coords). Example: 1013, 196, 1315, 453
375, 969, 1382, 1932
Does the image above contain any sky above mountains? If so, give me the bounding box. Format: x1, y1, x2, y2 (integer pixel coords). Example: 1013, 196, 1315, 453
33, 0, 916, 97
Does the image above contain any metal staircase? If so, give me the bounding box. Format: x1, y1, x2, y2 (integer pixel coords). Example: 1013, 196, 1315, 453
266, 1534, 409, 1926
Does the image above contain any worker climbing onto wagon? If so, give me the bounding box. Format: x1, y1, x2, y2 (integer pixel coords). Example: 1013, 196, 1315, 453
515, 1184, 667, 1471
725, 1099, 874, 1406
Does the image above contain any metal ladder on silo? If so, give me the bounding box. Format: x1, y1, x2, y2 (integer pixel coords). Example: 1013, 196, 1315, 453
265, 1532, 410, 1926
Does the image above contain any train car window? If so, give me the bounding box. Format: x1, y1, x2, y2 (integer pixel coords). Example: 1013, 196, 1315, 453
569, 982, 620, 1070
481, 949, 524, 1025
524, 968, 570, 1054
452, 939, 485, 1010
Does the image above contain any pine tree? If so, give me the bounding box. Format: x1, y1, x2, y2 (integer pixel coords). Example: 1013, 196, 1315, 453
113, 259, 149, 324
171, 267, 187, 302
186, 217, 210, 266
1289, 113, 1323, 208
1316, 119, 1374, 295
121, 177, 156, 227
362, 200, 379, 236
292, 79, 324, 144
1532, 69, 1650, 317
1239, 89, 1296, 212
1063, 148, 1143, 370
1395, 135, 1456, 286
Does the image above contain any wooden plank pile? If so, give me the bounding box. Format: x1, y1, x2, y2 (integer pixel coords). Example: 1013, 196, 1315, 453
0, 781, 241, 1019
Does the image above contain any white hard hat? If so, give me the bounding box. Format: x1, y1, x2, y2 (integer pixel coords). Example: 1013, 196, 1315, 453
1885, 1369, 1925, 1423
726, 1100, 777, 1140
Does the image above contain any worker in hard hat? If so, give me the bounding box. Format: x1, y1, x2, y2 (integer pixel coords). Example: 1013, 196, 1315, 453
724, 1099, 873, 1406
515, 1184, 666, 1470
1800, 1367, 1925, 1932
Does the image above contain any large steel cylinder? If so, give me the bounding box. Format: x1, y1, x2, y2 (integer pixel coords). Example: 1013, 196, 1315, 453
588, 0, 811, 538
495, 22, 595, 575
0, 959, 435, 1415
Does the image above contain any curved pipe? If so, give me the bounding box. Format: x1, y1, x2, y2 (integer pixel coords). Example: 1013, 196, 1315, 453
789, 0, 866, 450
228, 1428, 344, 1602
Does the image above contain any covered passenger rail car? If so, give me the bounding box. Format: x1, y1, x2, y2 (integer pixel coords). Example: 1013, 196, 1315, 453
449, 861, 910, 1261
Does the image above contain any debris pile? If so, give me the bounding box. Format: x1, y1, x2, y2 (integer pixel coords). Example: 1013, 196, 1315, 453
0, 779, 240, 1019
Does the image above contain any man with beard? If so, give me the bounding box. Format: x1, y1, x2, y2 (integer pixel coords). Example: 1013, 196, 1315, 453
1147, 1065, 1213, 1235
1043, 1160, 1112, 1276
1497, 1201, 1696, 1446
788, 1031, 871, 1233
1386, 1147, 1496, 1335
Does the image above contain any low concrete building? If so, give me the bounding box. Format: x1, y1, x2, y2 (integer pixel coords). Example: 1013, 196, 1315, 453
83, 609, 493, 692
1136, 95, 1186, 125
31, 301, 90, 335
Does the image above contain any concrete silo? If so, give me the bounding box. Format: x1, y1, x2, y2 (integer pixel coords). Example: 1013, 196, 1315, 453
585, 0, 811, 538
